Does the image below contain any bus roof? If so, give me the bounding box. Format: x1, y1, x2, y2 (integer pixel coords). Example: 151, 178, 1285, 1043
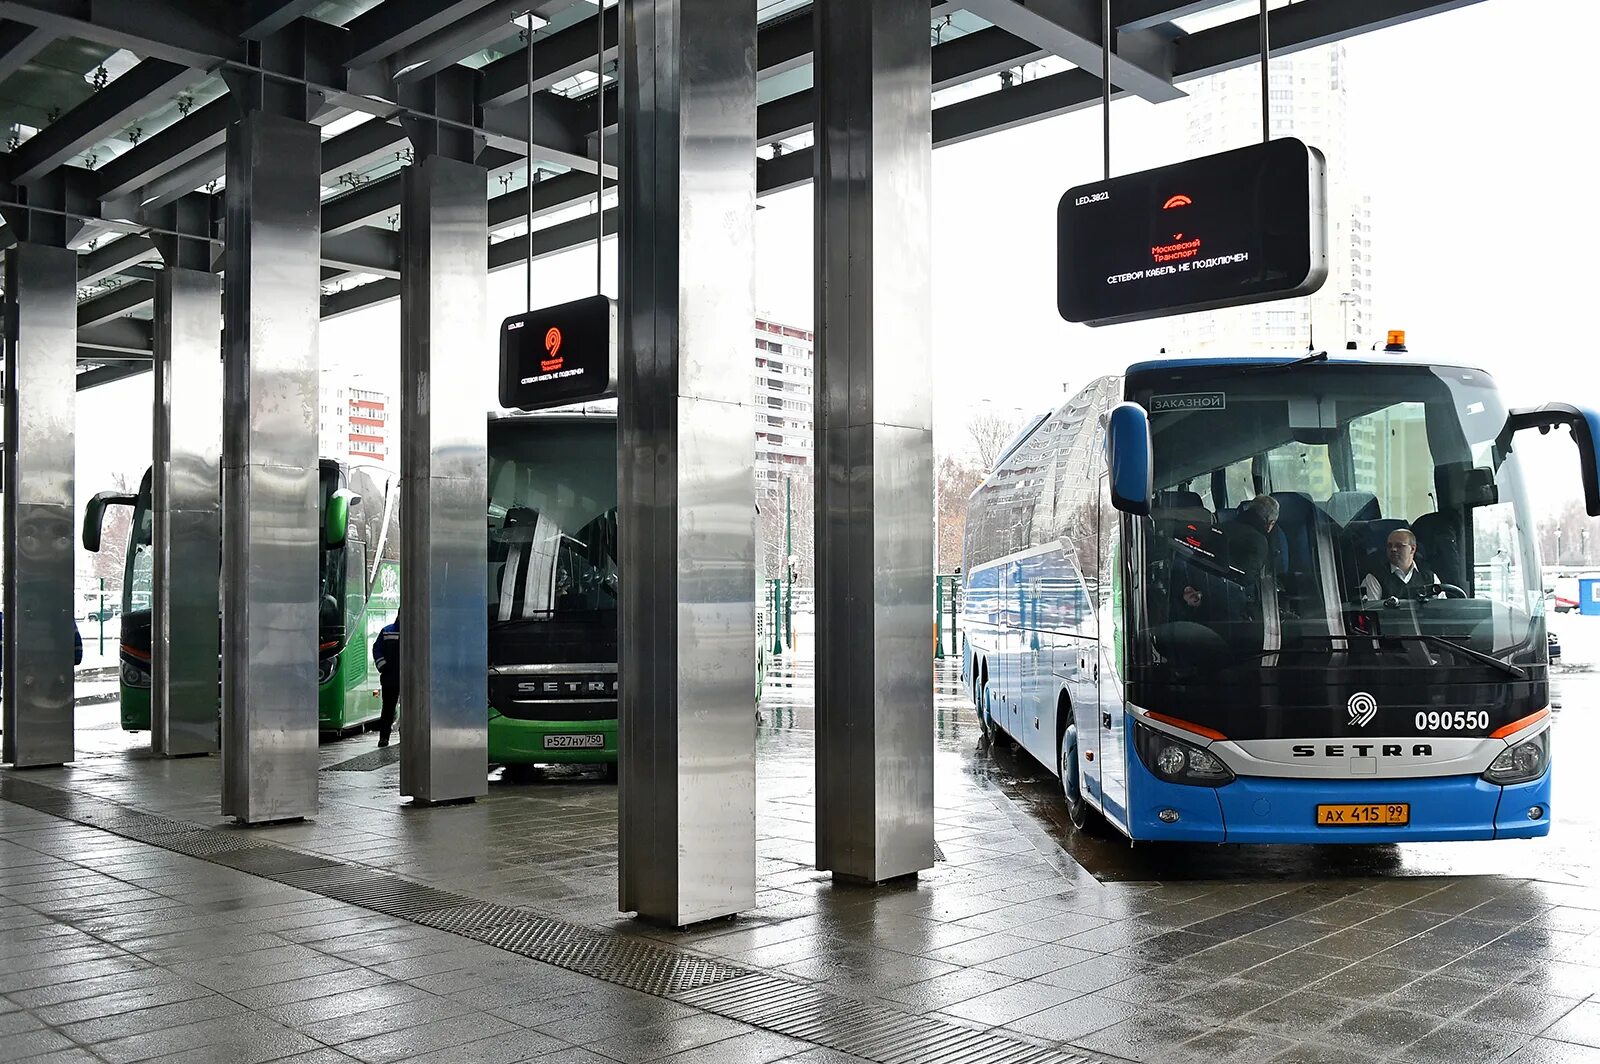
1125, 351, 1495, 377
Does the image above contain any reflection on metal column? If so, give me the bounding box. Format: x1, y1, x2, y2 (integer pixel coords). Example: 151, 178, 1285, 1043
399, 155, 489, 805
814, 0, 936, 883
1, 244, 78, 768
618, 0, 759, 926
220, 112, 322, 823
152, 268, 222, 758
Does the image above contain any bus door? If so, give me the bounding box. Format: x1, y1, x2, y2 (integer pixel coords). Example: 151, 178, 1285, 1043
1095, 472, 1128, 821
1001, 560, 1025, 739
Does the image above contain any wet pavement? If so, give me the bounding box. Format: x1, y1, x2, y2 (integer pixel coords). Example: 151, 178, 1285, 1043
0, 653, 1596, 1063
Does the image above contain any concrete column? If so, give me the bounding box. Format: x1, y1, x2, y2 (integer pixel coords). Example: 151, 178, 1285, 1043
813, 0, 936, 883
151, 267, 222, 758
220, 111, 321, 823
398, 154, 490, 805
618, 0, 759, 926
1, 243, 77, 768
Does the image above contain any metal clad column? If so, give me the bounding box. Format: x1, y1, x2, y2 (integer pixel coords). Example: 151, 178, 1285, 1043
152, 268, 222, 758
399, 154, 489, 804
220, 112, 321, 823
814, 0, 935, 883
619, 0, 759, 926
1, 244, 77, 768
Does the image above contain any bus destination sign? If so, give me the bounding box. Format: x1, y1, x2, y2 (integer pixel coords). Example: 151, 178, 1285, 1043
498, 294, 618, 411
1057, 138, 1328, 327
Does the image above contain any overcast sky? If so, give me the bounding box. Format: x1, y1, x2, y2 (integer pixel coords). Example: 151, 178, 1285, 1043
75, 0, 1595, 525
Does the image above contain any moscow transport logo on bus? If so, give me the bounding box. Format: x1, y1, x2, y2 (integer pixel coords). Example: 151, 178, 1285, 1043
1347, 692, 1378, 728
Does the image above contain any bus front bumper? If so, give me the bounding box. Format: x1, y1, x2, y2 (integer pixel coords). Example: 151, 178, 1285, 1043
488, 709, 616, 764
1125, 751, 1552, 842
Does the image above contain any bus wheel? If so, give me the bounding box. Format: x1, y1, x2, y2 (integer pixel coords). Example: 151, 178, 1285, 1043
1060, 728, 1107, 836
978, 684, 995, 745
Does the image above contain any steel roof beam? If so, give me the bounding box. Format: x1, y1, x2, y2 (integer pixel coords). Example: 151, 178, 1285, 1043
958, 0, 1181, 102
389, 0, 567, 85
98, 96, 230, 212
1173, 0, 1486, 79
596, 24, 1047, 149
77, 277, 154, 328
7, 58, 196, 184
315, 226, 403, 277
78, 317, 152, 354
77, 233, 156, 284
480, 1, 617, 109
77, 362, 151, 389
344, 0, 503, 68
0, 0, 239, 68
238, 0, 325, 39
1113, 0, 1221, 31
0, 18, 52, 81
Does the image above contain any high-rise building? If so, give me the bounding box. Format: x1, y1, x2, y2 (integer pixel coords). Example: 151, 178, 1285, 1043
1169, 45, 1374, 353
319, 372, 392, 466
753, 316, 814, 482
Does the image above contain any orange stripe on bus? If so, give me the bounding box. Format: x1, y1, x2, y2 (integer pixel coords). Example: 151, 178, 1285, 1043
1489, 708, 1549, 740
1145, 711, 1227, 742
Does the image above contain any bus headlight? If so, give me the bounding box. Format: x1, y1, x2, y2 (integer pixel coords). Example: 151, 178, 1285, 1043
317, 655, 339, 684
120, 659, 150, 689
1134, 722, 1234, 787
1483, 729, 1549, 785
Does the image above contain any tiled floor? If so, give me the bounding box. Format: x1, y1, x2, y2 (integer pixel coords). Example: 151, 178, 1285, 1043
1, 659, 1597, 1063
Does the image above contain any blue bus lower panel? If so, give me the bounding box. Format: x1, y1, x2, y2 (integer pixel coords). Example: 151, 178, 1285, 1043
1123, 739, 1551, 843
1214, 773, 1551, 844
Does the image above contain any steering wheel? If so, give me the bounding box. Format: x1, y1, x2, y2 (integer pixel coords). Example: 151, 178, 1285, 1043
1436, 583, 1468, 599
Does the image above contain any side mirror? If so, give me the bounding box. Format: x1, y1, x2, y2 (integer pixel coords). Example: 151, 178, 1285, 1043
82, 491, 135, 552
1462, 467, 1498, 507
1106, 402, 1153, 516
1502, 404, 1600, 515
324, 489, 358, 548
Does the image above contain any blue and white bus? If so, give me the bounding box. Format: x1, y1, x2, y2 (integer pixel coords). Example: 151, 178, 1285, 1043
962, 353, 1599, 843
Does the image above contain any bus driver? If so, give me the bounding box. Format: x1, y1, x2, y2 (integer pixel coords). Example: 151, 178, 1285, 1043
1361, 528, 1441, 602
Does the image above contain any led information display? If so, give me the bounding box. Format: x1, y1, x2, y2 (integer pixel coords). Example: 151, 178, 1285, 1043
1057, 138, 1328, 327
498, 294, 618, 410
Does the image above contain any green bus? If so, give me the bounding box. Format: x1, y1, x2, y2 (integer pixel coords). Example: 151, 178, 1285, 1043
83, 459, 400, 735
487, 411, 765, 769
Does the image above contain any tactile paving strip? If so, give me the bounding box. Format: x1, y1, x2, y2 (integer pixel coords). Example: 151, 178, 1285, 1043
323, 746, 402, 772
0, 772, 1105, 1064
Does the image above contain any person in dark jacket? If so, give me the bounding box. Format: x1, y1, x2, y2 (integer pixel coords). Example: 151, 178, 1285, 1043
372, 616, 400, 747
0, 612, 84, 673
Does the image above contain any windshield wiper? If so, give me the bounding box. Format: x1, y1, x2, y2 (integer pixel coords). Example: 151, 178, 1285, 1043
1379, 634, 1527, 680
1199, 350, 1329, 381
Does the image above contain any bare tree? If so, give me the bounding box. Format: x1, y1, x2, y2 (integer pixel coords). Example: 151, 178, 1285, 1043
1538, 498, 1600, 567
88, 472, 134, 596
758, 474, 815, 586
967, 409, 1025, 471
936, 455, 984, 572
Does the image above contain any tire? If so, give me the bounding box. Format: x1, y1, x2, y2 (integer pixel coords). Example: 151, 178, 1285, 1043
1060, 726, 1109, 836
977, 683, 995, 745
604, 762, 619, 783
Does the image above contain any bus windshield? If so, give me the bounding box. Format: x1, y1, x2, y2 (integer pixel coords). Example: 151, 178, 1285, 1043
123, 466, 349, 633
487, 418, 618, 624
1128, 361, 1541, 678
318, 464, 345, 636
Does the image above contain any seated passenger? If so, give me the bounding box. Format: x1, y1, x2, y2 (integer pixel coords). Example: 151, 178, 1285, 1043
1360, 528, 1441, 602
1222, 495, 1280, 580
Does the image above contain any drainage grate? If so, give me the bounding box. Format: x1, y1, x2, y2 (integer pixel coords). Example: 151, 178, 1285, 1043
1, 773, 1109, 1064
413, 902, 539, 935
324, 746, 402, 772
933, 842, 945, 862
316, 875, 471, 919
679, 975, 1091, 1064
209, 847, 342, 877
160, 832, 264, 858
